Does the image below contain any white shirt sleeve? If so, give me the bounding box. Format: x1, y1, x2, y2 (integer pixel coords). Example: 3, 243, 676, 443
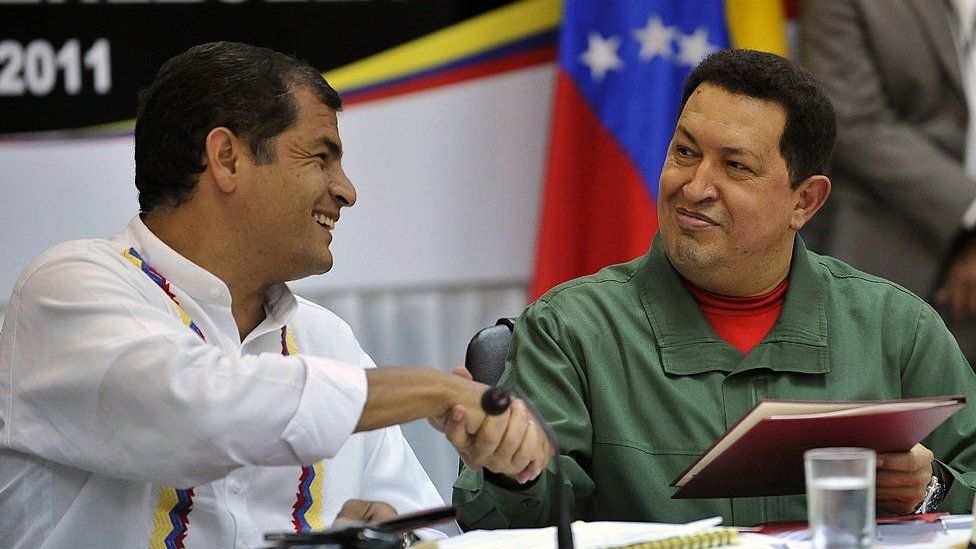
350, 350, 447, 523
0, 246, 366, 488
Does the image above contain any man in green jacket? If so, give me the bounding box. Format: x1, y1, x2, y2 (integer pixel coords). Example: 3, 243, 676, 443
451, 49, 976, 527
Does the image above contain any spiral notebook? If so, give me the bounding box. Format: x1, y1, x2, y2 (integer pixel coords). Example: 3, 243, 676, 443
416, 517, 740, 549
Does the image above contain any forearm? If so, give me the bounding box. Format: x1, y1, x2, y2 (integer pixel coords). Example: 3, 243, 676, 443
357, 367, 484, 432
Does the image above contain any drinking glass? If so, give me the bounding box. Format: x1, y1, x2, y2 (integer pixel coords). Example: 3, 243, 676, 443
804, 447, 875, 549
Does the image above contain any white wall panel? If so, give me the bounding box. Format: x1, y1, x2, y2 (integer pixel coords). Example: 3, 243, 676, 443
0, 63, 556, 307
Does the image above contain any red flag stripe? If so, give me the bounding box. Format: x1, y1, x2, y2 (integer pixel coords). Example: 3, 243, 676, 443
530, 71, 658, 300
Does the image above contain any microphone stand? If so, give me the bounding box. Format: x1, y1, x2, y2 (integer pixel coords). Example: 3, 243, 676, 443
481, 386, 575, 549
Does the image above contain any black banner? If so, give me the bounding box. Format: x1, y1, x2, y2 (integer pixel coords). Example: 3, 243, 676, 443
0, 0, 511, 134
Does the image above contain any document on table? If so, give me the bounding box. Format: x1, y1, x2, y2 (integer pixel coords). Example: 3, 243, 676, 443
762, 514, 973, 548
417, 517, 739, 549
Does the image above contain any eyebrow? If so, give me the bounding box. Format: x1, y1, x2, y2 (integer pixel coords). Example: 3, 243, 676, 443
675, 125, 761, 161
676, 125, 699, 149
314, 136, 343, 159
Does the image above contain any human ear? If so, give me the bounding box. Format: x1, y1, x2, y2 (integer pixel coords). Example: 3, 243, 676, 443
789, 175, 831, 231
204, 127, 243, 194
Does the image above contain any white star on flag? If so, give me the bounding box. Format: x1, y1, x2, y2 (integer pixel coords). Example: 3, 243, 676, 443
579, 31, 624, 82
676, 27, 719, 67
632, 16, 676, 61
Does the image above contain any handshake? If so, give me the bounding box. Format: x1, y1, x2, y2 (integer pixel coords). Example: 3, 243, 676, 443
357, 366, 553, 484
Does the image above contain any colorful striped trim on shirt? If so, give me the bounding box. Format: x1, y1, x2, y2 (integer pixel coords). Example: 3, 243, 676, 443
125, 246, 326, 542
123, 247, 204, 341
281, 326, 326, 532
123, 247, 199, 549
148, 487, 195, 549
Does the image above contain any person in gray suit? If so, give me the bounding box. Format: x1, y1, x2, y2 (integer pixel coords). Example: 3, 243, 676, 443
801, 0, 976, 365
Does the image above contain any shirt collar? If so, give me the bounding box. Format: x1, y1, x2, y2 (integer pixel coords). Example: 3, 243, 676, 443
122, 215, 298, 327
638, 233, 828, 375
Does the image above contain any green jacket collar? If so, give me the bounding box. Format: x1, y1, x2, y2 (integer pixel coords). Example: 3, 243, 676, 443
638, 234, 829, 376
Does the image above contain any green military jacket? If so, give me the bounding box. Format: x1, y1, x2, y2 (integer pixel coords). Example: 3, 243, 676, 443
454, 235, 976, 528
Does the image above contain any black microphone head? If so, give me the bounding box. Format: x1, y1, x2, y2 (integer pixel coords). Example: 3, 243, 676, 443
480, 387, 513, 416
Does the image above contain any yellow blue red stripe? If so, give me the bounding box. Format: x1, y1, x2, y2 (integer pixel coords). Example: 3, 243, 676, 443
327, 0, 788, 106
123, 247, 200, 549
281, 326, 325, 532
327, 0, 560, 105
123, 248, 204, 341
148, 487, 195, 549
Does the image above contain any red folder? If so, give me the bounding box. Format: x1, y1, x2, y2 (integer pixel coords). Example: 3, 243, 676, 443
670, 396, 966, 499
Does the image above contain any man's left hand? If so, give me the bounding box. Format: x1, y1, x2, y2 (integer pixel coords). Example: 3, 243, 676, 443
333, 499, 398, 526
876, 443, 934, 515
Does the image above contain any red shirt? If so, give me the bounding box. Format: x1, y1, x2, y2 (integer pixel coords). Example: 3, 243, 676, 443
685, 278, 789, 354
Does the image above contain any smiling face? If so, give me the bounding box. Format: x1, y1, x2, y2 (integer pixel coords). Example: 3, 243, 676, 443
236, 87, 356, 285
657, 83, 807, 296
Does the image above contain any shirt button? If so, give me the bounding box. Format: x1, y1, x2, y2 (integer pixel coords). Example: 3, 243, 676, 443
209, 288, 220, 299
229, 481, 243, 495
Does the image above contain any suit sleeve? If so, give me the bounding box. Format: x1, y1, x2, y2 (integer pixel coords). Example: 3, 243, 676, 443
800, 0, 976, 248
453, 299, 596, 529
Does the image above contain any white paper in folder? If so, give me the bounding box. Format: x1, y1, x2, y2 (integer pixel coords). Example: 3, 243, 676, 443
416, 516, 727, 549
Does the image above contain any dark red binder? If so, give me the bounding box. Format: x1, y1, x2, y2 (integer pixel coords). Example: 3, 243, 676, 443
670, 396, 966, 499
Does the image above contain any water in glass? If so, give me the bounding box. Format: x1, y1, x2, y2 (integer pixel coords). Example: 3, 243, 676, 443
808, 475, 873, 548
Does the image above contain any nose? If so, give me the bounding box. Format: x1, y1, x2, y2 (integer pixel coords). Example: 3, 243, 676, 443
682, 162, 718, 203
332, 167, 357, 208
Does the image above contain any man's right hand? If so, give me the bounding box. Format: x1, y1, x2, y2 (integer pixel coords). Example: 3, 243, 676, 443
426, 366, 488, 435
444, 398, 551, 484
355, 365, 552, 482
436, 366, 552, 484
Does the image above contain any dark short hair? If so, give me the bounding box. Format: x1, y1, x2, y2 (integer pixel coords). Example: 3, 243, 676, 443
135, 41, 342, 213
680, 48, 836, 188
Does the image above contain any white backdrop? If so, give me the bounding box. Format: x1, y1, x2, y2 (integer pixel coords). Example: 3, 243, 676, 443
0, 62, 557, 501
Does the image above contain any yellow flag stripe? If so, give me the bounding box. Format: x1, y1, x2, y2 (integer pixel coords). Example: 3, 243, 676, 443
324, 0, 561, 92
724, 0, 788, 56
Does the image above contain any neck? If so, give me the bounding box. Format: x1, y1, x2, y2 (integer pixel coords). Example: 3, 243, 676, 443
681, 238, 795, 297
690, 269, 790, 297
143, 209, 268, 339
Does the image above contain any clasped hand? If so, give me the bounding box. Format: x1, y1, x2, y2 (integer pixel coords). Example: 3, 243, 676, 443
429, 367, 553, 484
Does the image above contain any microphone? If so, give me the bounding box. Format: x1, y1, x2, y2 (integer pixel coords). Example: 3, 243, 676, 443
480, 386, 513, 416
480, 386, 574, 549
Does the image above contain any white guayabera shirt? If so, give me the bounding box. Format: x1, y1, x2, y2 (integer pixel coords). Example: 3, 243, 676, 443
0, 217, 443, 549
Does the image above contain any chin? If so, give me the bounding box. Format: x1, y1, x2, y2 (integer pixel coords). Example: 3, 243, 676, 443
314, 254, 334, 275
285, 255, 333, 282
665, 238, 716, 269
308, 260, 333, 276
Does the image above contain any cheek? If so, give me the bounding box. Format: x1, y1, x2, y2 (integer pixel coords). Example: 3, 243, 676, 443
657, 169, 682, 202
727, 196, 790, 240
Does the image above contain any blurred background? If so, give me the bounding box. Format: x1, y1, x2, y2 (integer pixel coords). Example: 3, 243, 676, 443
0, 0, 798, 500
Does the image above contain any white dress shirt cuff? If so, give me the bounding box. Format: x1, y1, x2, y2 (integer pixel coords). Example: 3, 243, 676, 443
282, 357, 367, 463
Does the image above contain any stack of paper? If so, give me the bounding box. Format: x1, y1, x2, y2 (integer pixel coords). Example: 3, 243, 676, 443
417, 517, 740, 549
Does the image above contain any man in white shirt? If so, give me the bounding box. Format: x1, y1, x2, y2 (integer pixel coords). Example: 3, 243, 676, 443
0, 41, 549, 549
